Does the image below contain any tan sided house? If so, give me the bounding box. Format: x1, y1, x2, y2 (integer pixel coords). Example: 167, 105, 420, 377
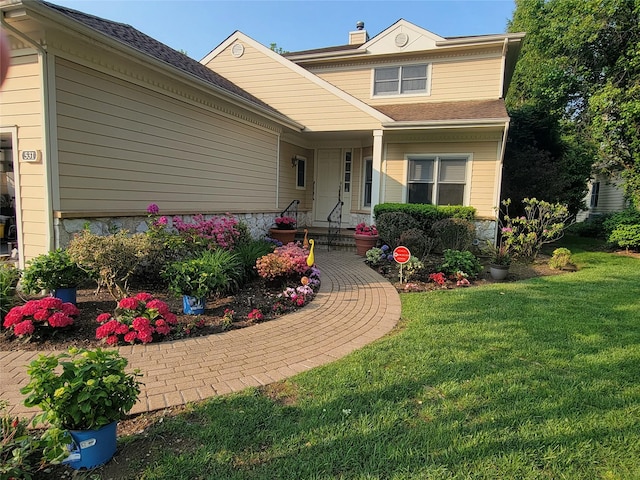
0, 0, 523, 266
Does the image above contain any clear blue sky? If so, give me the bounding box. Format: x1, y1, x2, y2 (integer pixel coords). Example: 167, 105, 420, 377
50, 0, 516, 60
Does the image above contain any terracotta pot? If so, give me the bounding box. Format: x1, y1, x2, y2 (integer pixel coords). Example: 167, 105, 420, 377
269, 227, 297, 245
354, 234, 379, 256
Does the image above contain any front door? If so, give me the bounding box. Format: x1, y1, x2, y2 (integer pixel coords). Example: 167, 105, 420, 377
314, 148, 342, 224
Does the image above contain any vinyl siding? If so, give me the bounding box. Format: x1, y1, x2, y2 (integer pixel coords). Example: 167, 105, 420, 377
55, 58, 280, 213
312, 55, 502, 105
0, 55, 48, 261
589, 175, 628, 215
204, 42, 382, 131
278, 142, 314, 213
384, 140, 500, 218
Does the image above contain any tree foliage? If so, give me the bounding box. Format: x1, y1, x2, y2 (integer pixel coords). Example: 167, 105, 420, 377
505, 0, 640, 209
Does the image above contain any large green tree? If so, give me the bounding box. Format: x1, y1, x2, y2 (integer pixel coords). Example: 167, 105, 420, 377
505, 0, 640, 210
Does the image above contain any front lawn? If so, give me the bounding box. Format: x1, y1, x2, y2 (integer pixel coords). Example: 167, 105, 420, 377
42, 246, 640, 479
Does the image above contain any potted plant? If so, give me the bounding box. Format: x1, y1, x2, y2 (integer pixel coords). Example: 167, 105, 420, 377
269, 215, 297, 244
20, 249, 88, 305
487, 241, 511, 280
354, 222, 379, 256
21, 347, 142, 470
162, 249, 242, 314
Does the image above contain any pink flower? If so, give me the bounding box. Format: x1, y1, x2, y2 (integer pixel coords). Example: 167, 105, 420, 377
105, 335, 119, 345
137, 330, 154, 343
61, 303, 80, 317
96, 312, 112, 324
13, 320, 35, 336
135, 292, 154, 302
40, 297, 63, 310
146, 203, 159, 214
132, 317, 151, 331
164, 312, 178, 325
124, 331, 138, 343
147, 299, 170, 316
115, 323, 130, 335
154, 216, 168, 226
47, 312, 74, 328
118, 297, 139, 310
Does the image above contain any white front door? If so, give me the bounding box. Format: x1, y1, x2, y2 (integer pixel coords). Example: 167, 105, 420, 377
314, 148, 342, 224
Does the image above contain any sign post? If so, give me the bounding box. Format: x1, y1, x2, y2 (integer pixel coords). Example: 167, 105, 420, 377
393, 246, 411, 283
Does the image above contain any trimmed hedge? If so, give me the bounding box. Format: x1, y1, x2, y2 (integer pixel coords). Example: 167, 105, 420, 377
373, 203, 476, 232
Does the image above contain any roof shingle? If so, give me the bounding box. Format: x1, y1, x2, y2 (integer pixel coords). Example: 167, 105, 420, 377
374, 99, 508, 122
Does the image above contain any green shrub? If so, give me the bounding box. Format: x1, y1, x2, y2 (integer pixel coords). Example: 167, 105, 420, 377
234, 239, 275, 280
430, 218, 476, 253
602, 208, 640, 236
567, 215, 611, 238
374, 203, 476, 232
163, 249, 243, 298
67, 230, 155, 300
500, 198, 573, 261
0, 263, 20, 323
376, 212, 420, 249
439, 249, 483, 278
404, 256, 425, 281
20, 248, 88, 294
398, 229, 436, 259
549, 247, 574, 269
609, 224, 640, 250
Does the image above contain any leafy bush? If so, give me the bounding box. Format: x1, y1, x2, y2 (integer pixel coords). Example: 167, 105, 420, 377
398, 229, 436, 259
375, 212, 420, 249
234, 239, 275, 280
20, 249, 88, 294
374, 203, 476, 232
500, 198, 573, 261
602, 208, 640, 235
438, 249, 483, 278
365, 245, 393, 268
567, 214, 611, 238
549, 248, 574, 270
609, 224, 640, 250
430, 218, 476, 253
163, 249, 242, 298
404, 256, 425, 281
256, 243, 310, 281
0, 263, 20, 323
172, 214, 243, 251
67, 230, 155, 300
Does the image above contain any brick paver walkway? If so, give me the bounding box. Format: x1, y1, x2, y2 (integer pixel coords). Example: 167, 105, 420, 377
1, 250, 401, 418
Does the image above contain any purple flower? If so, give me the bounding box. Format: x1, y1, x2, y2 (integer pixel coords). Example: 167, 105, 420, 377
147, 203, 159, 214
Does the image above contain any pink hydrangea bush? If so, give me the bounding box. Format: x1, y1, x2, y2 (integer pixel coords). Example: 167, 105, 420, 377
172, 214, 242, 250
256, 243, 310, 280
96, 292, 177, 345
3, 297, 79, 338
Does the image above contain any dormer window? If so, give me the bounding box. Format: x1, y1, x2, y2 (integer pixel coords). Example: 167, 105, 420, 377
373, 64, 429, 96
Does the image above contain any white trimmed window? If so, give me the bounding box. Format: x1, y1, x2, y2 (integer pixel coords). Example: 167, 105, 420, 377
373, 64, 429, 96
407, 156, 468, 205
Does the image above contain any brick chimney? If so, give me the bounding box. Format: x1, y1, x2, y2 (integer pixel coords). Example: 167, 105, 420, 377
349, 21, 369, 45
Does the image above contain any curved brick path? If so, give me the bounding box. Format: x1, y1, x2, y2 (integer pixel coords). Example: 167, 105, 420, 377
1, 250, 401, 418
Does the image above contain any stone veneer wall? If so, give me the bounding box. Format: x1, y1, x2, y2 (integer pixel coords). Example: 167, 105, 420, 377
54, 211, 315, 249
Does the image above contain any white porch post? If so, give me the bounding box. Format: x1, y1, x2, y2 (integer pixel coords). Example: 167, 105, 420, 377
370, 130, 383, 224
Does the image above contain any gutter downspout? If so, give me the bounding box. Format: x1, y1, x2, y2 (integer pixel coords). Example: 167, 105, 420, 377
0, 16, 55, 262
499, 37, 508, 98
275, 133, 280, 209
494, 119, 510, 243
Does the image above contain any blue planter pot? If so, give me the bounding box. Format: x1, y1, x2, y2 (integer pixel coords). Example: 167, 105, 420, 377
182, 295, 206, 315
53, 287, 77, 305
63, 421, 117, 470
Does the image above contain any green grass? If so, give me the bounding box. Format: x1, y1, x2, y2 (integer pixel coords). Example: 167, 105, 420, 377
121, 245, 640, 479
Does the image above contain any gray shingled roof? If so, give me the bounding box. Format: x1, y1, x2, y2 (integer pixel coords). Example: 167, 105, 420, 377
41, 1, 280, 115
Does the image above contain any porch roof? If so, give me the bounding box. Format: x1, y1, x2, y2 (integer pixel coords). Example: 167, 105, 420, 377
374, 99, 509, 123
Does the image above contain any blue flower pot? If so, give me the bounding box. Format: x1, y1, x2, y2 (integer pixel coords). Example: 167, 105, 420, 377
182, 295, 205, 315
63, 421, 117, 470
53, 287, 77, 305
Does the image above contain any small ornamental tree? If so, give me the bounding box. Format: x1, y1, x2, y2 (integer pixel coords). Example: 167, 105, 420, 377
499, 198, 573, 261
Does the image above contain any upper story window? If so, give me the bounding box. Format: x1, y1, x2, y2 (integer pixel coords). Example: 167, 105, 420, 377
407, 156, 468, 205
373, 64, 429, 96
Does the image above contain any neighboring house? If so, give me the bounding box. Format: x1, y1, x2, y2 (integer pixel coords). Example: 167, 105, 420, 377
577, 173, 630, 222
0, 0, 523, 267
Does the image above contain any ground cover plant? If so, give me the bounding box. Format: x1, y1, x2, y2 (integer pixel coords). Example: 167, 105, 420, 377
28, 238, 639, 479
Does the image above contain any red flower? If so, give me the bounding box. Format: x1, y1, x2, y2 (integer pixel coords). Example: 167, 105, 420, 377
135, 292, 154, 302
47, 312, 74, 328
105, 335, 119, 345
3, 308, 23, 328
39, 297, 63, 310
124, 331, 138, 343
20, 301, 39, 316
118, 297, 139, 310
61, 303, 80, 317
96, 312, 112, 324
13, 320, 35, 336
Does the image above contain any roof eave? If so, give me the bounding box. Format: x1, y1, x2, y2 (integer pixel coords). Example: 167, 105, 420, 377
20, 1, 304, 132
382, 118, 510, 129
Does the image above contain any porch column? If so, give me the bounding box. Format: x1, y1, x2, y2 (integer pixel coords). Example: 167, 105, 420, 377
370, 129, 383, 224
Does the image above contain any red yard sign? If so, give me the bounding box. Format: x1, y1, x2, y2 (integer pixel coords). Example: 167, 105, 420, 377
393, 246, 411, 264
